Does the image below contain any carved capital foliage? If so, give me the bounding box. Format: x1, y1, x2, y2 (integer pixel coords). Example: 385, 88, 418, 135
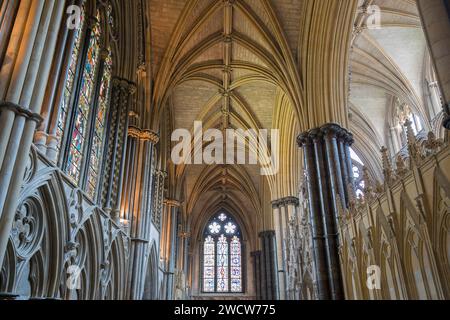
128, 126, 160, 144
272, 196, 300, 208
164, 199, 181, 208
297, 123, 354, 148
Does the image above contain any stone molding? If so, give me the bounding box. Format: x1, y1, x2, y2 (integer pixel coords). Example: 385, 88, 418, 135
297, 123, 354, 147
128, 126, 160, 144
271, 196, 300, 209
0, 101, 43, 125
164, 199, 181, 208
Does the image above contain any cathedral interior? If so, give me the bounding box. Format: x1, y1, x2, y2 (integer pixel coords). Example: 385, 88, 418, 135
0, 0, 449, 301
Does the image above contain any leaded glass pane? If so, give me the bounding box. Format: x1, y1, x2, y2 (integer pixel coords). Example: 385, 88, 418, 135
217, 235, 229, 292
86, 50, 112, 198
203, 236, 215, 292
230, 236, 242, 292
65, 14, 101, 184
57, 3, 86, 159
209, 222, 221, 234
202, 213, 243, 294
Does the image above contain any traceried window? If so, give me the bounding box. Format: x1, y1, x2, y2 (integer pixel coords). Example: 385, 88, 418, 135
202, 213, 243, 294
56, 5, 113, 201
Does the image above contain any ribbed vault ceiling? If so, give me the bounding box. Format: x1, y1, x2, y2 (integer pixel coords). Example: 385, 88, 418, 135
149, 0, 306, 238
350, 0, 431, 177
147, 0, 430, 240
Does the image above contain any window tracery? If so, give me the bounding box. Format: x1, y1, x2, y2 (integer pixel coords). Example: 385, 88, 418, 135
202, 213, 243, 293
56, 3, 113, 201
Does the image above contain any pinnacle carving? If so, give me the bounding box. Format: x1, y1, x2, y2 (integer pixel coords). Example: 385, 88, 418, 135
381, 146, 396, 185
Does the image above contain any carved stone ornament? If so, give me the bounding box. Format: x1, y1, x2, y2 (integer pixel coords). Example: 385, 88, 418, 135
128, 126, 160, 144
12, 197, 44, 260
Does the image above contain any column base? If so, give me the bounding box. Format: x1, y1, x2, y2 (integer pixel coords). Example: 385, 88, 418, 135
33, 131, 48, 153
45, 134, 60, 163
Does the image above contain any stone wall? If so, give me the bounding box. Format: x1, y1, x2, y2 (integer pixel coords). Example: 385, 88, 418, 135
339, 140, 449, 299
0, 146, 129, 300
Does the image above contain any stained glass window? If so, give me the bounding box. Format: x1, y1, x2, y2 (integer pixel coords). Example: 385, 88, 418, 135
230, 236, 242, 292
57, 7, 113, 201
57, 4, 86, 159
86, 49, 112, 198
217, 235, 229, 292
202, 213, 243, 293
203, 236, 215, 293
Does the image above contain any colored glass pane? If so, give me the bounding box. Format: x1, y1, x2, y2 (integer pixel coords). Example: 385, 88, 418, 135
86, 50, 112, 198
202, 213, 243, 293
57, 3, 86, 158
217, 235, 229, 292
203, 236, 215, 292
65, 15, 101, 184
230, 236, 242, 292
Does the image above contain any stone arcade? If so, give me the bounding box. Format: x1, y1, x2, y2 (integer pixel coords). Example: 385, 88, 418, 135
0, 0, 449, 300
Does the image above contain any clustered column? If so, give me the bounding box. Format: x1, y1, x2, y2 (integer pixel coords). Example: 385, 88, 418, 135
100, 78, 136, 223
256, 231, 279, 300
271, 196, 300, 300
121, 126, 159, 300
161, 199, 181, 300
0, 0, 65, 268
297, 123, 354, 300
251, 251, 262, 300
33, 0, 83, 160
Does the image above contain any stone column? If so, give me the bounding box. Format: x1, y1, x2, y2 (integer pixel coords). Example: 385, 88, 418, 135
161, 199, 181, 300
0, 0, 65, 268
120, 127, 159, 300
152, 170, 166, 229
297, 123, 354, 300
416, 0, 450, 129
34, 0, 83, 159
283, 197, 300, 300
251, 251, 262, 300
259, 231, 279, 300
271, 196, 300, 300
100, 78, 136, 222
271, 200, 285, 299
0, 0, 20, 65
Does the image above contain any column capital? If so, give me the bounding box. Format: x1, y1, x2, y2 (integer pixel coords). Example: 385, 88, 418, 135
282, 196, 300, 207
297, 123, 354, 147
112, 77, 136, 94
128, 126, 159, 144
0, 101, 43, 125
259, 230, 276, 238
271, 199, 282, 209
164, 199, 181, 208
272, 196, 299, 208
155, 170, 168, 178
